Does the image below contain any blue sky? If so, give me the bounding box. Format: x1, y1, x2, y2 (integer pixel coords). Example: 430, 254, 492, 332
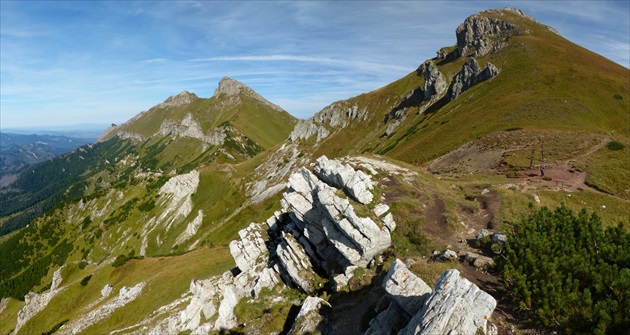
1, 1, 629, 129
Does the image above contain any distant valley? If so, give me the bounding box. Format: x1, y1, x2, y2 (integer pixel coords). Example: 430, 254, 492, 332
0, 133, 96, 187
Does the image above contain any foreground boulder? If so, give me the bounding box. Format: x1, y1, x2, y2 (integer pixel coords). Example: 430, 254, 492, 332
288, 296, 331, 335
367, 263, 497, 335
365, 259, 433, 335
383, 259, 432, 316
400, 269, 496, 335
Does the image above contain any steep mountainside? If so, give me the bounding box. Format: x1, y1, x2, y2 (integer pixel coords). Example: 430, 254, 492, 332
1, 8, 628, 335
0, 77, 296, 237
291, 8, 629, 198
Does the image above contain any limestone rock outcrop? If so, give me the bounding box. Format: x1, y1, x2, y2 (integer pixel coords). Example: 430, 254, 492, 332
455, 12, 521, 57
281, 158, 393, 278
383, 259, 432, 316
288, 102, 367, 142
152, 220, 282, 333
399, 269, 497, 335
229, 222, 269, 273
61, 282, 146, 335
101, 284, 114, 297
156, 91, 198, 109
365, 301, 408, 335
276, 231, 317, 293
289, 120, 330, 142
447, 58, 499, 101
288, 296, 331, 335
15, 266, 65, 334
158, 112, 226, 146
419, 61, 448, 100
365, 259, 432, 335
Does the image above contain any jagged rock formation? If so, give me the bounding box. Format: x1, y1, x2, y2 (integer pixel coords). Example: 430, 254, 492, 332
156, 90, 198, 109
14, 267, 65, 334
456, 10, 522, 57
276, 231, 317, 293
280, 156, 393, 283
288, 101, 367, 142
158, 112, 226, 146
365, 259, 431, 335
140, 170, 200, 255
313, 155, 374, 204
145, 156, 397, 334
150, 220, 282, 333
229, 222, 269, 274
447, 57, 499, 101
385, 60, 448, 126
289, 119, 330, 142
420, 61, 448, 100
399, 269, 497, 335
288, 296, 331, 335
383, 259, 432, 316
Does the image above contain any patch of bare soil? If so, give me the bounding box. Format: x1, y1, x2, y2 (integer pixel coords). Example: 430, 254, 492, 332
422, 194, 450, 243
520, 163, 589, 190
422, 188, 546, 334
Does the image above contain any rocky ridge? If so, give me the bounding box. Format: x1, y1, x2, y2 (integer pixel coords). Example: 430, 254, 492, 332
136, 156, 497, 335
289, 101, 367, 142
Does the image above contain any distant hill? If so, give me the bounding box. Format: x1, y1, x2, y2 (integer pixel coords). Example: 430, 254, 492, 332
2, 123, 109, 139
0, 132, 95, 186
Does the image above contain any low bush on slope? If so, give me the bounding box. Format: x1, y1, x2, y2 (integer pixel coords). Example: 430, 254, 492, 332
502, 204, 630, 334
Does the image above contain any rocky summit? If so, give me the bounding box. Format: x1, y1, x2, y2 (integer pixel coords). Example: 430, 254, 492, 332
1, 7, 628, 335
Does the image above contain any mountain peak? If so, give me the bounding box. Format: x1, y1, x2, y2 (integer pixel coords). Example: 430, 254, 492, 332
157, 90, 198, 109
212, 77, 285, 112
213, 77, 248, 97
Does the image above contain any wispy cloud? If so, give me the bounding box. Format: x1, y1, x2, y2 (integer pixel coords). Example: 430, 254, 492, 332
1, 1, 628, 128
190, 55, 411, 74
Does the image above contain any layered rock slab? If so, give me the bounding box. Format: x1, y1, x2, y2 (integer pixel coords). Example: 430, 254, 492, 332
288, 296, 331, 335
399, 269, 496, 335
383, 259, 432, 316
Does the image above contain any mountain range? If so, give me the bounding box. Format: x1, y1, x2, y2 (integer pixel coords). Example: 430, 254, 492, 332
0, 8, 628, 335
0, 133, 96, 187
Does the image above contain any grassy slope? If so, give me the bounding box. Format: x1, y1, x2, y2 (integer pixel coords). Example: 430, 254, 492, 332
386, 14, 628, 161
17, 248, 232, 335
310, 10, 628, 199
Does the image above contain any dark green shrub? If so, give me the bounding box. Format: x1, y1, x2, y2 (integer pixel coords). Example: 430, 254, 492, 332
502, 204, 630, 334
82, 216, 92, 230
112, 254, 131, 268
80, 275, 92, 286
41, 319, 68, 335
606, 141, 625, 151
